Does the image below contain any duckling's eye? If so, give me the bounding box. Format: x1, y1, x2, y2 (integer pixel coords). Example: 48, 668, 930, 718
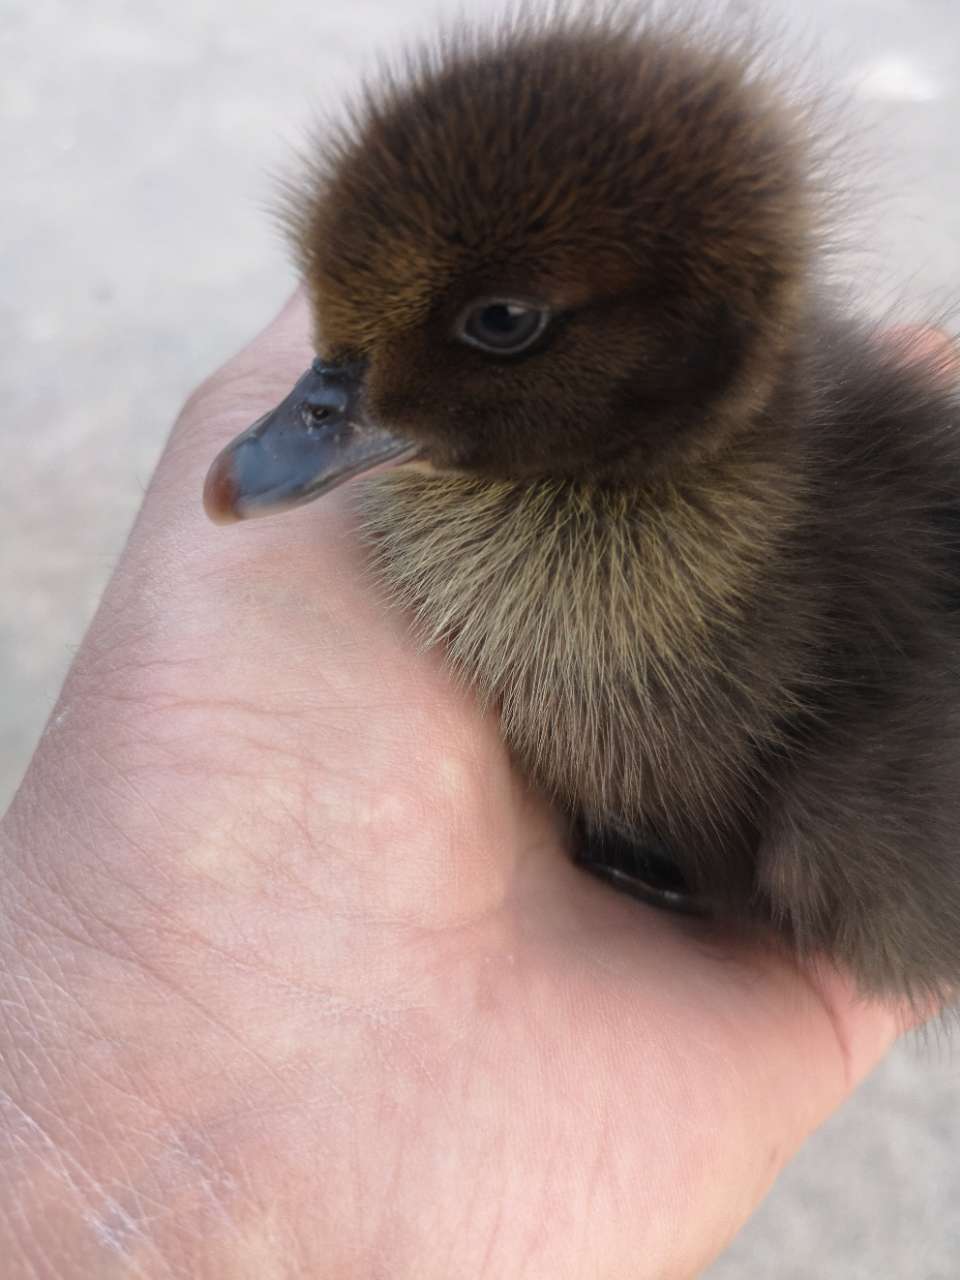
455, 298, 551, 355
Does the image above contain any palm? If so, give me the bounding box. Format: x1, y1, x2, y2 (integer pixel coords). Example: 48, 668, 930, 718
2, 294, 897, 1278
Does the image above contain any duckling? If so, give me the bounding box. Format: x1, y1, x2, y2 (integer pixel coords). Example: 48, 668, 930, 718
203, 10, 960, 1003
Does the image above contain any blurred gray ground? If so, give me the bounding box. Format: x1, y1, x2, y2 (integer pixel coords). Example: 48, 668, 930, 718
2, 0, 958, 1274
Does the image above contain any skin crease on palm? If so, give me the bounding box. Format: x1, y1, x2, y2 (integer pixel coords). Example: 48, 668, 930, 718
0, 294, 954, 1280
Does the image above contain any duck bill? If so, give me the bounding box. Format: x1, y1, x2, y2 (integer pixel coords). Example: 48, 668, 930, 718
203, 359, 419, 523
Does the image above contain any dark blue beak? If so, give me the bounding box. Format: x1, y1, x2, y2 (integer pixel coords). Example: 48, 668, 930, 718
203, 359, 419, 523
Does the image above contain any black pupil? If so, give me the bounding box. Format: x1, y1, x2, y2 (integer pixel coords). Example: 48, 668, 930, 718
468, 303, 542, 351
482, 305, 520, 335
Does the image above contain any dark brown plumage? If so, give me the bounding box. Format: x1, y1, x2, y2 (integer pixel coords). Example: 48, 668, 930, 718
205, 8, 960, 1003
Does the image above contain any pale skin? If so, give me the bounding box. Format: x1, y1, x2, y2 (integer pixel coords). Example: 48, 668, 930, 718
1, 294, 954, 1279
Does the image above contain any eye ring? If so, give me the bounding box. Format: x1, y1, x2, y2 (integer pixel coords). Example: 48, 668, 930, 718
454, 297, 551, 356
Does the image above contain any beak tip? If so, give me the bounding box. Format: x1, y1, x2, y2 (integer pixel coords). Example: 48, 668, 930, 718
202, 454, 242, 525
202, 362, 418, 527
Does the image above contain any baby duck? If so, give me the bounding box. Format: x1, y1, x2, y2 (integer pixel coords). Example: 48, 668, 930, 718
204, 11, 960, 1002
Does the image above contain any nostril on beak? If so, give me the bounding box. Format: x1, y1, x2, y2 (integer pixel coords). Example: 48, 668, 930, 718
300, 402, 333, 430
300, 384, 350, 431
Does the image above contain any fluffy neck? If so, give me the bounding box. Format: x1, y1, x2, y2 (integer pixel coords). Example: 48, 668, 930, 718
357, 442, 808, 843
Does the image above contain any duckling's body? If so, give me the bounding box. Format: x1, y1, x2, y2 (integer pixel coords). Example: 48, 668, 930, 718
363, 320, 960, 995
205, 10, 960, 1000
363, 425, 798, 871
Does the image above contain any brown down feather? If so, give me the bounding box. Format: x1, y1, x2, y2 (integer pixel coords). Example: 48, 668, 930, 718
281, 6, 960, 1003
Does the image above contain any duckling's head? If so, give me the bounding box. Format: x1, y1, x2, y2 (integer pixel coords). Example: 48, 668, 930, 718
205, 13, 815, 520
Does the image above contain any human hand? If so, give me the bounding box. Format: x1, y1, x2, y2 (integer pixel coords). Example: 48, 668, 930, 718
3, 294, 938, 1278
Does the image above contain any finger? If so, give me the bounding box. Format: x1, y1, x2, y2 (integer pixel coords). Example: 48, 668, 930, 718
171, 287, 315, 462
880, 324, 960, 383
691, 966, 900, 1271
221, 286, 315, 387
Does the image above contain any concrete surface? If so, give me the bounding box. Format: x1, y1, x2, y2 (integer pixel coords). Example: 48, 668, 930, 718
2, 0, 958, 1274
